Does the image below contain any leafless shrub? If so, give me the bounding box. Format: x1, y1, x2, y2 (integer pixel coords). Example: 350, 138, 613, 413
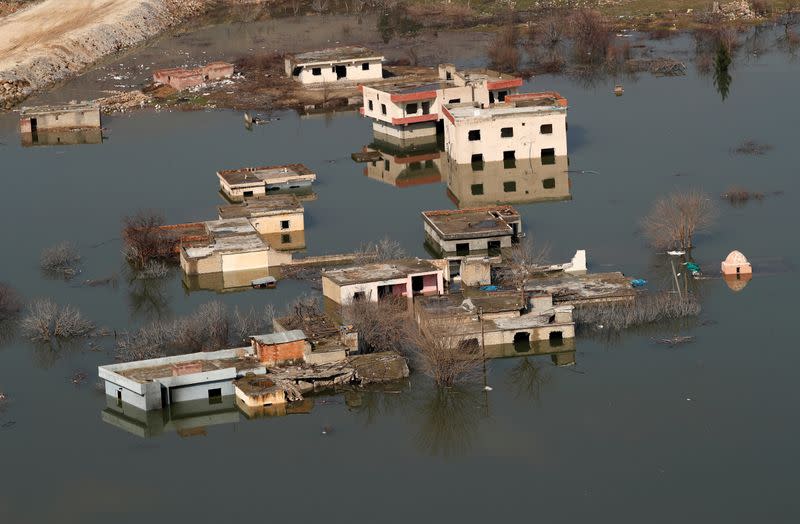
20, 299, 94, 341
574, 292, 701, 331
488, 26, 520, 73
406, 47, 419, 66
116, 302, 273, 361
234, 52, 285, 72
532, 14, 564, 48
641, 190, 717, 250
122, 210, 175, 267
136, 260, 169, 280
342, 295, 410, 354
40, 242, 80, 275
722, 186, 765, 205
354, 236, 405, 264
500, 238, 550, 301
409, 317, 484, 387
0, 282, 22, 321
569, 9, 612, 65
732, 139, 773, 155
310, 0, 329, 14
750, 0, 772, 17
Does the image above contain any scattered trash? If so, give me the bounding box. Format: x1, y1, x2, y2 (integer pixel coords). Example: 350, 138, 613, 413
321, 425, 334, 435
71, 371, 88, 386
484, 385, 493, 391
480, 285, 499, 292
654, 335, 695, 346
631, 278, 647, 287
614, 84, 624, 96
684, 262, 701, 277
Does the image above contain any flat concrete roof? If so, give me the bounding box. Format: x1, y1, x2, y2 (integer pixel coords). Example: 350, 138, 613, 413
251, 330, 306, 345
422, 206, 520, 240
288, 46, 383, 65
445, 100, 566, 121
19, 102, 99, 116
217, 164, 316, 188
183, 232, 267, 259
117, 353, 260, 384
205, 217, 257, 236
218, 194, 303, 219
417, 290, 524, 316
526, 272, 636, 303
323, 259, 441, 286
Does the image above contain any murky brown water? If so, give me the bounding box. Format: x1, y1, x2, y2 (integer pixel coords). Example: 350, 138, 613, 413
1, 14, 798, 524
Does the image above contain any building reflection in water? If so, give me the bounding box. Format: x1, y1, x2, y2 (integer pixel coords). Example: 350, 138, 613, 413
444, 155, 571, 209
354, 134, 443, 189
181, 267, 280, 294
21, 128, 103, 147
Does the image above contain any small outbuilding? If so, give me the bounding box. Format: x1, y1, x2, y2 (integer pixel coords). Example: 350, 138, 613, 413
19, 102, 101, 134
152, 61, 234, 90
285, 46, 384, 85
721, 250, 752, 276
251, 330, 309, 367
217, 164, 316, 202
322, 259, 445, 305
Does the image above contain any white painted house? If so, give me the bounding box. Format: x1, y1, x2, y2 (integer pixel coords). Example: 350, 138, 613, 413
285, 46, 384, 85
442, 92, 568, 164
322, 259, 445, 305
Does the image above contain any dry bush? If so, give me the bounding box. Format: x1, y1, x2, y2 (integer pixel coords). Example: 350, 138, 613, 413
569, 9, 612, 65
533, 14, 564, 48
135, 260, 169, 280
342, 295, 411, 354
488, 26, 520, 73
732, 139, 773, 155
641, 190, 717, 251
0, 282, 22, 321
40, 242, 80, 275
354, 236, 406, 264
116, 301, 274, 361
722, 186, 765, 205
122, 210, 173, 267
20, 299, 94, 341
409, 317, 484, 387
500, 238, 550, 299
574, 292, 701, 331
234, 52, 284, 72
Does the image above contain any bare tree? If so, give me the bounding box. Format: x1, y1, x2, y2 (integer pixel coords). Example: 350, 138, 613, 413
641, 190, 717, 250
342, 295, 410, 353
0, 282, 22, 321
122, 210, 173, 268
409, 317, 484, 387
40, 242, 81, 276
501, 238, 550, 303
569, 9, 612, 65
20, 299, 94, 341
574, 292, 701, 331
355, 236, 406, 264
488, 25, 520, 73
311, 0, 329, 14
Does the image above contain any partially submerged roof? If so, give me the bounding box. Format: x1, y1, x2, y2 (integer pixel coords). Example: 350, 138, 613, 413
218, 194, 303, 219
444, 92, 568, 122
288, 46, 383, 65
323, 259, 441, 286
205, 217, 257, 236
182, 218, 270, 259
526, 272, 635, 303
104, 347, 261, 384
217, 164, 316, 188
19, 102, 99, 116
251, 330, 307, 345
422, 206, 520, 240
417, 290, 524, 316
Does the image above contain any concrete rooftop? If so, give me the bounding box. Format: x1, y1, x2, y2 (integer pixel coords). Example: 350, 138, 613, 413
289, 46, 383, 64
217, 164, 316, 187
323, 259, 441, 286
218, 194, 303, 219
422, 206, 519, 240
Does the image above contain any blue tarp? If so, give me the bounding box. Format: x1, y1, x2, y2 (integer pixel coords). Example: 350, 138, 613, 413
631, 279, 647, 287
480, 285, 499, 292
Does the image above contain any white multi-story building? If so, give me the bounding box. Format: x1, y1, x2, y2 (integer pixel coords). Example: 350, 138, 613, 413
441, 92, 568, 164
360, 64, 522, 144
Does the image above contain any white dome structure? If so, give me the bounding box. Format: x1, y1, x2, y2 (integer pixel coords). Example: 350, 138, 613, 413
721, 250, 752, 276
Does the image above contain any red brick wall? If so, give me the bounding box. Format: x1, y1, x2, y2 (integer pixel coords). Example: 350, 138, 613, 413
255, 340, 307, 366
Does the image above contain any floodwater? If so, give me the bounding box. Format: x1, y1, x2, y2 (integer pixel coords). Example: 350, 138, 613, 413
1, 15, 799, 524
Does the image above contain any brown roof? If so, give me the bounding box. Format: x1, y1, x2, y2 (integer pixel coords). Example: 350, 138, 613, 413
217, 164, 316, 187
422, 206, 520, 240
218, 194, 303, 219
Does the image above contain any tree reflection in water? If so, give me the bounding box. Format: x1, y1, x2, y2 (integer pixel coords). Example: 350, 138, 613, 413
414, 386, 484, 458
345, 382, 411, 427
506, 357, 551, 402
127, 271, 171, 321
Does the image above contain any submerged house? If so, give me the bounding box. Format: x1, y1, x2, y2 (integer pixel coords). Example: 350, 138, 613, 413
19, 102, 101, 133
218, 194, 306, 251
414, 289, 576, 349
152, 61, 234, 90
360, 64, 522, 144
322, 259, 445, 305
179, 218, 292, 276
354, 138, 443, 189
422, 206, 522, 275
284, 46, 384, 85
442, 92, 568, 165
217, 164, 317, 202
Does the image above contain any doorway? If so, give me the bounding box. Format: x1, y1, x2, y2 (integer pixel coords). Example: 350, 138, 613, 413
335, 65, 347, 79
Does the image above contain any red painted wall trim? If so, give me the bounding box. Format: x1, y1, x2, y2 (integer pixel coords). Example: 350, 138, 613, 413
487, 78, 523, 90
391, 113, 439, 126
390, 90, 438, 103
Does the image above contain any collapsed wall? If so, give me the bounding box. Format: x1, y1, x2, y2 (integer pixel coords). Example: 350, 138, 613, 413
0, 0, 212, 109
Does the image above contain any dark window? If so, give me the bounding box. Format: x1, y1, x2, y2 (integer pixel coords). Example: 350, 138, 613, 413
471, 154, 484, 170
424, 160, 434, 168
549, 330, 564, 347
409, 161, 422, 170
209, 388, 222, 404
381, 104, 387, 115
501, 127, 513, 138
335, 65, 347, 79
448, 98, 461, 104
456, 243, 470, 256
489, 91, 495, 104
312, 67, 322, 76
406, 103, 418, 114
468, 130, 481, 141
243, 190, 254, 197
542, 178, 556, 189
541, 148, 556, 165
540, 123, 553, 134
422, 101, 430, 114
353, 291, 366, 301
411, 275, 424, 293
503, 181, 517, 192
503, 150, 516, 168
449, 259, 460, 277
471, 184, 484, 195
362, 62, 370, 70
384, 159, 390, 170
498, 90, 508, 101
280, 220, 290, 230
488, 240, 502, 256
281, 234, 291, 244
368, 100, 373, 111
446, 71, 452, 80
